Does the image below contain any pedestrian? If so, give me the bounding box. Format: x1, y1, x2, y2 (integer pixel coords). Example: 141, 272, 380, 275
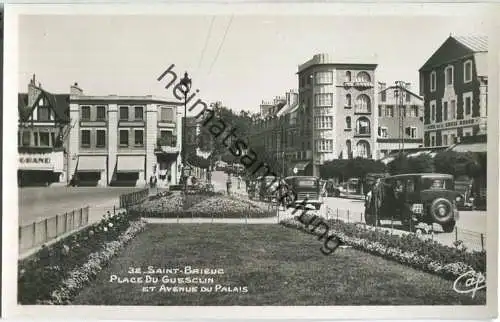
237, 175, 241, 189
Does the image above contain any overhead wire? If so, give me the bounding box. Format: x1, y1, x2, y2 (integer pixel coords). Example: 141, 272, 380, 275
196, 16, 216, 73
208, 15, 234, 75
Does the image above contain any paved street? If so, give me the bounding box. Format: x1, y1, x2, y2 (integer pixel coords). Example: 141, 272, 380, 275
18, 187, 140, 226
210, 170, 487, 251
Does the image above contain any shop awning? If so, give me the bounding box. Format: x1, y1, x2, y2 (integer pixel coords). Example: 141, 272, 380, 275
450, 143, 487, 153
78, 155, 107, 172
117, 155, 145, 173
294, 161, 310, 171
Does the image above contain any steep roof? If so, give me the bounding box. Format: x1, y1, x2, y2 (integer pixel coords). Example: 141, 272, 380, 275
419, 35, 488, 72
18, 89, 70, 122
453, 35, 488, 52
379, 85, 423, 101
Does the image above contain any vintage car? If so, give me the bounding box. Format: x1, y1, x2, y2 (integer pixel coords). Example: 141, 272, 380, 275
257, 176, 284, 202
364, 173, 460, 232
283, 176, 323, 210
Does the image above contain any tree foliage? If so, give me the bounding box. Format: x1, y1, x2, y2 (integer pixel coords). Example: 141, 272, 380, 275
320, 158, 386, 182
434, 151, 483, 178
388, 153, 434, 175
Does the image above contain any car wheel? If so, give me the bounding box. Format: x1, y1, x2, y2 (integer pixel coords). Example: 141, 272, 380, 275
441, 220, 456, 233
429, 198, 454, 224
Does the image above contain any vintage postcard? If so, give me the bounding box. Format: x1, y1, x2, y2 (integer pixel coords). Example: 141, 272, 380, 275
2, 2, 499, 320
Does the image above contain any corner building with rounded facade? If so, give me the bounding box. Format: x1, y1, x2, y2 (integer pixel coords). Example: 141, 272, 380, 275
297, 53, 378, 176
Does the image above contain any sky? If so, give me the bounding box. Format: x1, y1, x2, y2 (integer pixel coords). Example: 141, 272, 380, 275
18, 14, 488, 115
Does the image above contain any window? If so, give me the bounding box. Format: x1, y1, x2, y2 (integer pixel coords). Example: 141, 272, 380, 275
378, 106, 382, 117
51, 133, 56, 147
406, 127, 417, 138
81, 130, 91, 147
96, 106, 106, 121
430, 71, 436, 92
399, 106, 406, 118
430, 133, 436, 147
345, 94, 352, 107
21, 131, 30, 146
356, 71, 371, 83
119, 130, 129, 146
134, 129, 144, 146
406, 178, 416, 193
463, 128, 473, 137
134, 106, 144, 120
406, 91, 411, 102
450, 100, 456, 120
442, 134, 448, 146
445, 66, 454, 86
33, 132, 39, 146
464, 60, 472, 83
378, 127, 388, 138
385, 105, 394, 117
464, 92, 473, 117
160, 107, 174, 121
407, 105, 419, 117
443, 101, 448, 121
315, 116, 333, 129
119, 106, 129, 120
356, 141, 370, 158
430, 101, 436, 122
315, 93, 333, 107
381, 91, 386, 102
355, 94, 371, 113
38, 132, 50, 146
316, 139, 333, 152
345, 71, 352, 82
315, 71, 333, 85
81, 106, 91, 121
346, 140, 352, 157
96, 130, 106, 147
38, 106, 50, 121
345, 116, 351, 129
356, 117, 371, 135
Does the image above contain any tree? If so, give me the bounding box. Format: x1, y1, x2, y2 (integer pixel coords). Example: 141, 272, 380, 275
388, 153, 434, 175
434, 151, 482, 178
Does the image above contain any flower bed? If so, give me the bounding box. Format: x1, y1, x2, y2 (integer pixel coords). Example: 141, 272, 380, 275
18, 210, 145, 304
280, 213, 486, 281
129, 192, 275, 218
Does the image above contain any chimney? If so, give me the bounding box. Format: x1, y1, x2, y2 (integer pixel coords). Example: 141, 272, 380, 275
285, 91, 291, 105
71, 82, 83, 96
28, 74, 42, 107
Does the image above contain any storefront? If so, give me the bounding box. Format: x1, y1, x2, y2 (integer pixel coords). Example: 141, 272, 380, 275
74, 155, 107, 186
114, 155, 145, 187
18, 151, 65, 186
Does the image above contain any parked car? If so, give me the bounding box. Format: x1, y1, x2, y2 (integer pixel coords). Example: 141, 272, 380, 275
364, 173, 460, 233
283, 176, 323, 210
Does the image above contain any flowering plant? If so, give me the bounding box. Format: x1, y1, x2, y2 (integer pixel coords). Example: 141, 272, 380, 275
18, 210, 142, 304
280, 215, 486, 281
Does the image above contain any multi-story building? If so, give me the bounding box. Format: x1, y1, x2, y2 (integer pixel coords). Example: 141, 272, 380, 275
419, 35, 488, 147
18, 75, 183, 187
297, 53, 378, 176
376, 82, 424, 159
18, 75, 70, 186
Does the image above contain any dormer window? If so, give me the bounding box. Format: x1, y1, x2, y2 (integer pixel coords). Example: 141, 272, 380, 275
464, 60, 473, 83
430, 71, 436, 92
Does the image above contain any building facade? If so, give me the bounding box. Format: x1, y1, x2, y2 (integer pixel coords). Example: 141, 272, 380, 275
419, 35, 488, 147
376, 82, 424, 159
18, 75, 70, 186
18, 76, 183, 187
297, 53, 378, 176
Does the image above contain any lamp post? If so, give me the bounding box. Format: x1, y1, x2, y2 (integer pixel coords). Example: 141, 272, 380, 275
394, 81, 407, 158
180, 72, 192, 191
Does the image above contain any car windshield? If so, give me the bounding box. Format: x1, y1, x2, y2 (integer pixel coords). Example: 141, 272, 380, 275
422, 177, 453, 190
296, 178, 317, 187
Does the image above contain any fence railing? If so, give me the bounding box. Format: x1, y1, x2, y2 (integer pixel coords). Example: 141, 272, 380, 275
119, 188, 149, 208
19, 206, 90, 253
320, 207, 486, 252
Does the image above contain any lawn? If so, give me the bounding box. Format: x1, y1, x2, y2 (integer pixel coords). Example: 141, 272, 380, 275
73, 224, 486, 305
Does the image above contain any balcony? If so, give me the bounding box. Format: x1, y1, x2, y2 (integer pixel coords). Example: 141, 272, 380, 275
354, 105, 372, 115
155, 137, 179, 154
354, 131, 371, 138
353, 81, 373, 88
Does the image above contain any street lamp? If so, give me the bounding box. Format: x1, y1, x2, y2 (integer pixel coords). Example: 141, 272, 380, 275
394, 81, 407, 158
180, 72, 192, 189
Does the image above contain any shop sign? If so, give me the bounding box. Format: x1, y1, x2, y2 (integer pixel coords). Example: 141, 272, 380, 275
18, 152, 61, 171
19, 156, 51, 164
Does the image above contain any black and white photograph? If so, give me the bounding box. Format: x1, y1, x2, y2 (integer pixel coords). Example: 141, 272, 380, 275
2, 2, 498, 320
